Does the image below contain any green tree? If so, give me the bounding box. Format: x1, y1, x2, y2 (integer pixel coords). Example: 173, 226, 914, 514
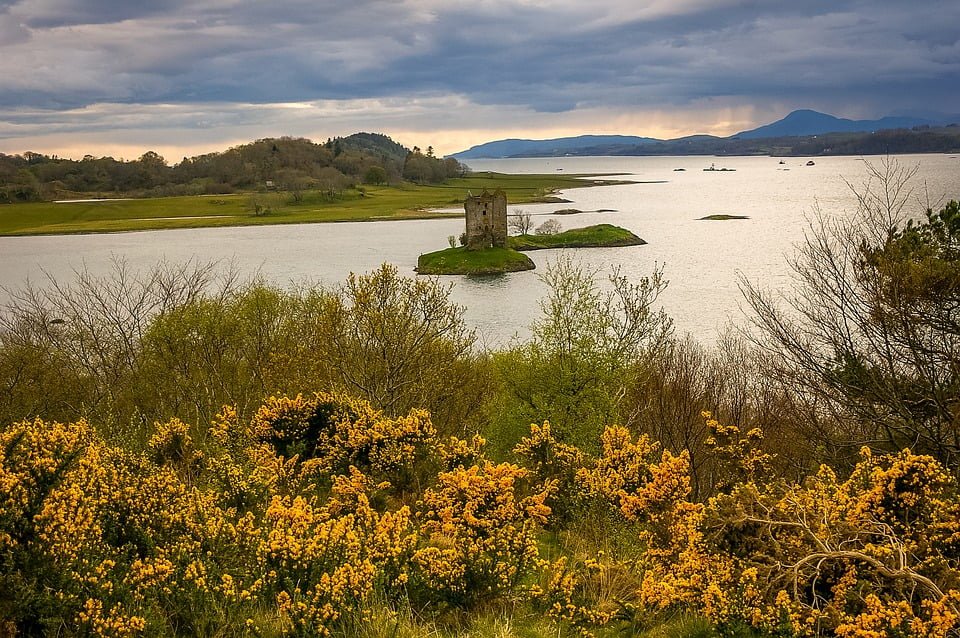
137, 284, 286, 426
492, 256, 672, 452
5, 169, 41, 202
363, 165, 388, 185
308, 264, 492, 435
403, 151, 431, 184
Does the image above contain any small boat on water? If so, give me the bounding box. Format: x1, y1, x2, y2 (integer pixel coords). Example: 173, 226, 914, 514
806, 160, 816, 166
778, 160, 786, 165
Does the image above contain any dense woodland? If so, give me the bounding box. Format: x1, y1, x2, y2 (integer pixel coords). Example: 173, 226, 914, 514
0, 133, 465, 203
2, 159, 960, 637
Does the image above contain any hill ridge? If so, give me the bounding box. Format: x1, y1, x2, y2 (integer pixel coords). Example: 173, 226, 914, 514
451, 109, 960, 159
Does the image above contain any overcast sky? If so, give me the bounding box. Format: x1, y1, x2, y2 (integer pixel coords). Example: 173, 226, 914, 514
1, 0, 958, 159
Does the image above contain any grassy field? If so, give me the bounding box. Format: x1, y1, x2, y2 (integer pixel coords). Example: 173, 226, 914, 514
509, 223, 646, 250
416, 246, 535, 275
0, 173, 625, 236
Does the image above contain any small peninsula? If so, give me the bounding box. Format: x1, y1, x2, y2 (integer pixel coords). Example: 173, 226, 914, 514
508, 223, 645, 250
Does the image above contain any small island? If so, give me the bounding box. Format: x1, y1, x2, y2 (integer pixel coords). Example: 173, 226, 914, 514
417, 191, 645, 275
552, 207, 618, 215
698, 214, 750, 220
416, 246, 535, 275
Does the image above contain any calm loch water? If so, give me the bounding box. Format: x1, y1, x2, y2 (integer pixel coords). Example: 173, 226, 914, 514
1, 154, 958, 345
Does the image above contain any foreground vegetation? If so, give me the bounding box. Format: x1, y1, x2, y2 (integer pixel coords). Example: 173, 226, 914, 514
2, 159, 959, 637
7, 394, 960, 638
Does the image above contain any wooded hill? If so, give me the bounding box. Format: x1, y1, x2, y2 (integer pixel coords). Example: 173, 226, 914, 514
0, 133, 465, 203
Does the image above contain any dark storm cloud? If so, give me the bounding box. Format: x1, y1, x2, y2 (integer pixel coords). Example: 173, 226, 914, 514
0, 0, 958, 138
15, 0, 185, 28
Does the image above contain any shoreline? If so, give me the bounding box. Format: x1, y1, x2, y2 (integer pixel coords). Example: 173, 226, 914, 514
0, 172, 628, 237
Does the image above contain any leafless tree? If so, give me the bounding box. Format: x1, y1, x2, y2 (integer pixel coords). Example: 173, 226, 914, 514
508, 209, 534, 235
0, 258, 242, 426
739, 157, 960, 469
536, 219, 562, 235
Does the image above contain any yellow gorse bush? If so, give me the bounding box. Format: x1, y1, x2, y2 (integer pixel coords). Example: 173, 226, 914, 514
609, 417, 960, 636
0, 417, 217, 635
148, 416, 204, 479
0, 394, 553, 635
3, 401, 960, 637
513, 421, 584, 525
412, 460, 552, 607
247, 392, 438, 493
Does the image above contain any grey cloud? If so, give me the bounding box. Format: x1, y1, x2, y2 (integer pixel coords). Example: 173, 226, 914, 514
10, 0, 187, 27
0, 15, 28, 45
0, 0, 958, 135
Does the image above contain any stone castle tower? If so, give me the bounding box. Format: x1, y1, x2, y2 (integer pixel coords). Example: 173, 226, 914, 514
464, 189, 507, 250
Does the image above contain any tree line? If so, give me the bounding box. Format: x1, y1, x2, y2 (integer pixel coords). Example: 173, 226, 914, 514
0, 133, 466, 203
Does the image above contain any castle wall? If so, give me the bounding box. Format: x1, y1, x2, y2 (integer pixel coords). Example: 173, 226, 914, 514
464, 190, 507, 249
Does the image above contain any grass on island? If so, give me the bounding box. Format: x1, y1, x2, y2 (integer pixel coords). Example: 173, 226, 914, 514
417, 224, 646, 275
509, 223, 645, 250
0, 172, 629, 236
416, 246, 535, 275
698, 214, 750, 220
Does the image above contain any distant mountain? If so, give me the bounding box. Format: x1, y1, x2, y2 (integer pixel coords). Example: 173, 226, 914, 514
451, 135, 659, 159
450, 110, 960, 159
735, 109, 935, 139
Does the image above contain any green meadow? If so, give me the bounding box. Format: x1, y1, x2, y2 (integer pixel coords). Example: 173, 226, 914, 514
0, 172, 624, 236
